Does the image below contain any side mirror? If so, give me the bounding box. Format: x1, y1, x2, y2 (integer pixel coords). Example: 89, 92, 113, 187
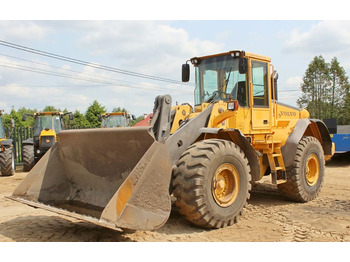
98, 116, 102, 122
132, 115, 136, 120
69, 113, 74, 121
182, 63, 190, 82
22, 115, 27, 121
239, 57, 248, 74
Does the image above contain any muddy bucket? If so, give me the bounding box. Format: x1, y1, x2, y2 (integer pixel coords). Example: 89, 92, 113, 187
9, 126, 172, 231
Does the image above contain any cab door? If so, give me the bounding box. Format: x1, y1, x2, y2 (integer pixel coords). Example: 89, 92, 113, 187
250, 60, 272, 130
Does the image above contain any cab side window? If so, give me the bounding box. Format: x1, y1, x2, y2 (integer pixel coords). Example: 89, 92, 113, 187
252, 61, 268, 107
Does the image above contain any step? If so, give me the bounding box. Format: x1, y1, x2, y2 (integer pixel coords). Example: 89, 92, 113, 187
271, 170, 287, 184
275, 167, 285, 171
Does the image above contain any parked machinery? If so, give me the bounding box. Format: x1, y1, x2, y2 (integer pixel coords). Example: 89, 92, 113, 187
324, 118, 350, 154
99, 112, 133, 128
0, 111, 15, 176
21, 111, 72, 171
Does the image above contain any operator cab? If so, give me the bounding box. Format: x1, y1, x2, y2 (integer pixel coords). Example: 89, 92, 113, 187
33, 113, 64, 137
182, 50, 279, 130
182, 50, 278, 108
186, 53, 249, 107
100, 112, 130, 128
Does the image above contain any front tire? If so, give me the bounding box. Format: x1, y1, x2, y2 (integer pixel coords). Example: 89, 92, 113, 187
172, 139, 251, 228
22, 144, 34, 172
0, 145, 15, 176
278, 136, 325, 202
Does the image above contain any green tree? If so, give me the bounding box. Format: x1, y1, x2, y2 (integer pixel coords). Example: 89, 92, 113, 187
3, 108, 21, 128
112, 107, 128, 113
3, 107, 37, 128
297, 56, 331, 119
60, 108, 75, 128
85, 100, 106, 128
298, 56, 350, 123
329, 57, 350, 123
343, 92, 350, 124
43, 105, 59, 112
68, 110, 90, 128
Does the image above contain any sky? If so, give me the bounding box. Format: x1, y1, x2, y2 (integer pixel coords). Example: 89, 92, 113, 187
1, 1, 350, 117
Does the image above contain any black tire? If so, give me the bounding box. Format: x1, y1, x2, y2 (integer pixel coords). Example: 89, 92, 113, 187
277, 136, 325, 202
172, 139, 251, 228
22, 144, 34, 172
0, 145, 15, 176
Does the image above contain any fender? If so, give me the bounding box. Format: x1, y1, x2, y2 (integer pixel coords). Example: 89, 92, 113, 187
281, 119, 333, 168
198, 127, 261, 181
0, 138, 13, 147
310, 119, 333, 156
22, 138, 34, 146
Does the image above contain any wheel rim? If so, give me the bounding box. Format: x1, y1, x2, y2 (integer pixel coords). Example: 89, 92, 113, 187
212, 163, 240, 207
305, 153, 319, 186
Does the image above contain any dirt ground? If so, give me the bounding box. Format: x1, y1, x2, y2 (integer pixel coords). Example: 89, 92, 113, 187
0, 154, 349, 243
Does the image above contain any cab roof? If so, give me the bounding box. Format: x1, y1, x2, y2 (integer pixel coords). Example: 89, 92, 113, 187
101, 112, 128, 117
34, 112, 64, 116
190, 50, 271, 64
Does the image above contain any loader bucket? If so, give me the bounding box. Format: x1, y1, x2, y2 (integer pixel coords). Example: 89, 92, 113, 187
9, 127, 173, 231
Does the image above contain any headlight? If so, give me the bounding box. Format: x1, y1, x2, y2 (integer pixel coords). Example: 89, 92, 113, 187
231, 51, 241, 57
227, 101, 239, 111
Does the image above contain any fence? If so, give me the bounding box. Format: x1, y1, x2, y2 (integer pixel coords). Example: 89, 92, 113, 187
5, 126, 89, 163
5, 127, 33, 163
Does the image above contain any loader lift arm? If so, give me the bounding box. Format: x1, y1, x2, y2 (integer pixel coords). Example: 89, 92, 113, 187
150, 94, 214, 165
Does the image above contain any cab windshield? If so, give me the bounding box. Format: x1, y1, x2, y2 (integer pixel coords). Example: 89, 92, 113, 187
34, 116, 63, 136
101, 115, 127, 128
0, 118, 5, 138
194, 55, 247, 106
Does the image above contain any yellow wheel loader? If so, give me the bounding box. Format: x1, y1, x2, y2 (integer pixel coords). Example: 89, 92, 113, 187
9, 50, 334, 231
0, 112, 15, 176
99, 112, 134, 128
21, 112, 73, 171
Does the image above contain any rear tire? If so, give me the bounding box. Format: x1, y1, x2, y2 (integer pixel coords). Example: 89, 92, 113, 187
23, 144, 34, 172
172, 139, 251, 228
0, 145, 15, 176
278, 136, 325, 202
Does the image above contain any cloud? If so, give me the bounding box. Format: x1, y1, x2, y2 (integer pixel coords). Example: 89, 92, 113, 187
283, 21, 350, 58
0, 21, 223, 116
0, 21, 49, 42
279, 20, 350, 107
75, 21, 224, 77
285, 76, 302, 89
277, 76, 303, 107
